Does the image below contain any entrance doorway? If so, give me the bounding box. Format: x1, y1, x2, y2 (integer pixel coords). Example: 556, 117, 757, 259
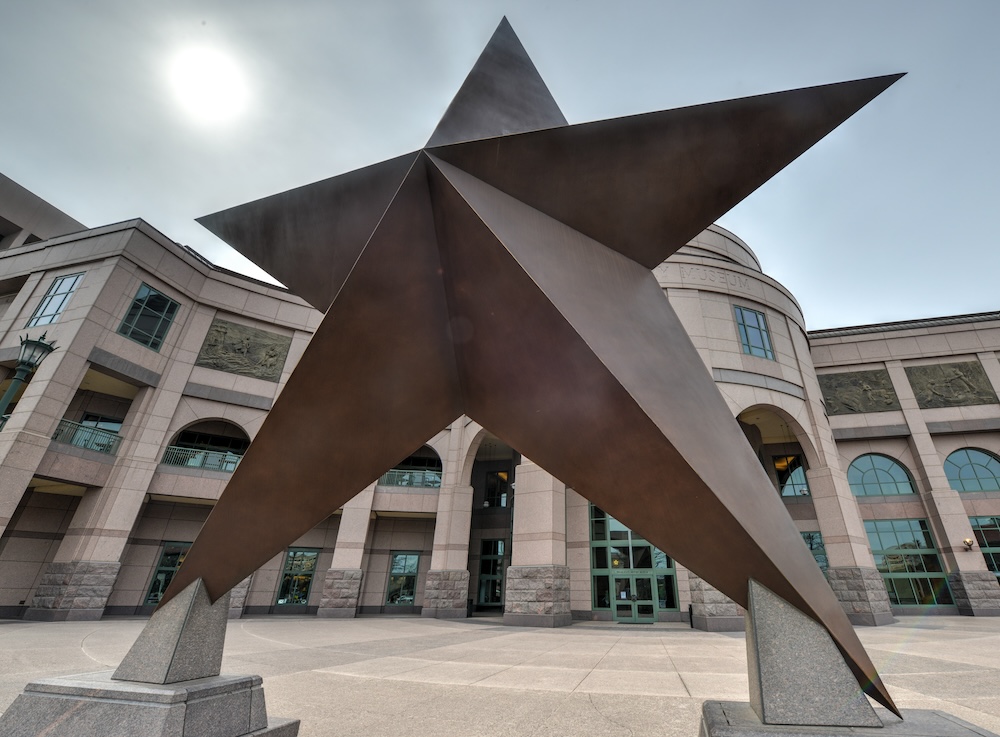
612, 575, 656, 623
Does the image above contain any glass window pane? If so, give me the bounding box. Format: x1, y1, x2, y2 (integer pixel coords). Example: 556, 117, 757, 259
593, 576, 610, 608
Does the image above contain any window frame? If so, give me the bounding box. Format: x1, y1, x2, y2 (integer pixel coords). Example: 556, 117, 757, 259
145, 541, 192, 605
865, 519, 952, 606
969, 516, 1000, 577
274, 547, 319, 606
385, 551, 420, 606
26, 272, 84, 327
117, 282, 180, 351
733, 305, 775, 360
848, 453, 917, 496
944, 448, 1000, 492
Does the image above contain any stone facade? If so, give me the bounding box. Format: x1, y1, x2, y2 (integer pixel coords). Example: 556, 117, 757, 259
689, 573, 745, 631
228, 575, 252, 619
316, 568, 363, 618
824, 567, 895, 626
25, 561, 121, 621
948, 571, 1000, 616
1, 176, 1000, 629
421, 570, 470, 618
503, 565, 571, 627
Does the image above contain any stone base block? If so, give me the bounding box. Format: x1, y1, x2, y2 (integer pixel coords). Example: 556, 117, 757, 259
825, 567, 895, 626
24, 560, 121, 620
948, 570, 1000, 616
0, 670, 300, 737
503, 565, 571, 627
422, 569, 470, 618
690, 574, 745, 632
700, 701, 998, 737
316, 568, 362, 618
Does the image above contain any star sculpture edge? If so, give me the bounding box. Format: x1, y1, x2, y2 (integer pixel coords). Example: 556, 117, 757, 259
162, 18, 903, 715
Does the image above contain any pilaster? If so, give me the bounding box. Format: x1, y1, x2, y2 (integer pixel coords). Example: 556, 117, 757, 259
503, 459, 570, 626
317, 482, 374, 618
885, 360, 1000, 614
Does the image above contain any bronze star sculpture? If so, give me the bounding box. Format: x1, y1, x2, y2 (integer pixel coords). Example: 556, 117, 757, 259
163, 19, 902, 715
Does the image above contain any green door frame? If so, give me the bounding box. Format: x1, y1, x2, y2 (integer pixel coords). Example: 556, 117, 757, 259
612, 574, 656, 623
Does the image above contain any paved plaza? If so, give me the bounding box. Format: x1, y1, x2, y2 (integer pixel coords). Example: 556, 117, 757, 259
1, 615, 999, 737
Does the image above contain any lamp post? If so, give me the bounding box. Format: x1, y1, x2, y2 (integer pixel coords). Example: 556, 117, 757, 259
0, 333, 57, 426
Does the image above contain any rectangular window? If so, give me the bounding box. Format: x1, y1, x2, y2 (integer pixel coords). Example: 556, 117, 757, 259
776, 455, 810, 497
26, 272, 83, 327
800, 531, 828, 570
145, 541, 191, 605
118, 283, 179, 351
865, 519, 952, 605
478, 539, 505, 604
734, 305, 775, 360
970, 516, 1000, 577
275, 548, 318, 605
484, 470, 509, 507
386, 552, 419, 605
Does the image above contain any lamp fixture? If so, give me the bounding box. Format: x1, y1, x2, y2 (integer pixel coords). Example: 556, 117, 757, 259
0, 332, 57, 423
963, 538, 975, 551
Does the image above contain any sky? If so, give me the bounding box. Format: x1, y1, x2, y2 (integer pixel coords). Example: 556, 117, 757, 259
0, 1, 996, 330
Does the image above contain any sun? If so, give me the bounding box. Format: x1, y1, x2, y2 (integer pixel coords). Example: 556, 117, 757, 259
168, 47, 249, 124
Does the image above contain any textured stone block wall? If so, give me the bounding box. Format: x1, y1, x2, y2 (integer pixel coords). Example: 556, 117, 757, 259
423, 570, 470, 616
948, 570, 1000, 616
317, 568, 362, 617
825, 567, 894, 625
503, 565, 570, 626
27, 561, 121, 620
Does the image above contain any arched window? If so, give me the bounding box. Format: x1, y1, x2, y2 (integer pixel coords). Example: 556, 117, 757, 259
848, 454, 915, 496
944, 448, 1000, 492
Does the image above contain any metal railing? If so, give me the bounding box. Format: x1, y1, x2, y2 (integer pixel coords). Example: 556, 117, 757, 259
161, 445, 243, 472
52, 418, 122, 455
377, 468, 442, 488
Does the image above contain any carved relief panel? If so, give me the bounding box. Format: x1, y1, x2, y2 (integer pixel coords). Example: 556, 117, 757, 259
905, 360, 998, 409
195, 318, 292, 383
818, 369, 900, 415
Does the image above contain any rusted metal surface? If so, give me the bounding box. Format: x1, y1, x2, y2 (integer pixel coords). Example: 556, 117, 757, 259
172, 18, 902, 715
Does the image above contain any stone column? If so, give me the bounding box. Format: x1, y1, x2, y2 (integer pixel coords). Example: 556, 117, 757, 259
565, 488, 591, 620
24, 295, 208, 621
423, 419, 474, 618
25, 377, 182, 620
317, 482, 374, 618
790, 326, 895, 625
885, 360, 1000, 616
503, 459, 570, 627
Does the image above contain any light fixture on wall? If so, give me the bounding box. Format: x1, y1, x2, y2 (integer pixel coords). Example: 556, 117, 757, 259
0, 332, 57, 424
963, 538, 975, 551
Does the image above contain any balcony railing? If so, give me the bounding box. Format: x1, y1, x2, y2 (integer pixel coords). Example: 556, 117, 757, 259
377, 468, 442, 488
52, 418, 122, 455
161, 445, 243, 472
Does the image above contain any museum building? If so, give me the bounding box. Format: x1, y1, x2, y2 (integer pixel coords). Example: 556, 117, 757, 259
1, 171, 999, 627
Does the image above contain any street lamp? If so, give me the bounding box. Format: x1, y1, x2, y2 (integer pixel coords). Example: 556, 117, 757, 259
0, 332, 57, 424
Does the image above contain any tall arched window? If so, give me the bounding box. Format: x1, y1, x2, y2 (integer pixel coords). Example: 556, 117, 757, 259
848, 454, 916, 496
944, 448, 1000, 492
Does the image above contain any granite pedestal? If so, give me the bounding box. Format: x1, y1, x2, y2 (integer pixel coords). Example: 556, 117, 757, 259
0, 671, 298, 737
0, 578, 300, 736
701, 701, 1000, 737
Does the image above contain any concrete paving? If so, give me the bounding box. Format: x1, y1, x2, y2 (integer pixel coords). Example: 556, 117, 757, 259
1, 615, 999, 737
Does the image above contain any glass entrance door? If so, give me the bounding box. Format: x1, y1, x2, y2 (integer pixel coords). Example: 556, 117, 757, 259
612, 575, 656, 623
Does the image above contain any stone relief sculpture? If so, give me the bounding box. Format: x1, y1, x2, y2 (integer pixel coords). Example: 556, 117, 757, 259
906, 361, 999, 409
819, 369, 901, 414
195, 318, 291, 383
